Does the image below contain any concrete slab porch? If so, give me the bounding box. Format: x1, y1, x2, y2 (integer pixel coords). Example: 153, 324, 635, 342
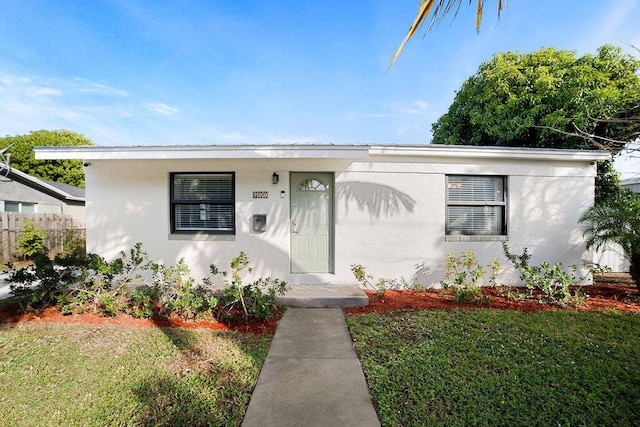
277, 284, 369, 308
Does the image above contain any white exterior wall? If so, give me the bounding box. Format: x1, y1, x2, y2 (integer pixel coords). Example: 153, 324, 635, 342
84, 154, 598, 287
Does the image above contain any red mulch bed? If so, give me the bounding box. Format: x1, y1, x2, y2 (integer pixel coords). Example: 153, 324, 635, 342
1, 275, 637, 334
346, 274, 640, 315
0, 304, 281, 335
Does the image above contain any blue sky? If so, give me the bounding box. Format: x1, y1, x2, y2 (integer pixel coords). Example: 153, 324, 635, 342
0, 0, 639, 172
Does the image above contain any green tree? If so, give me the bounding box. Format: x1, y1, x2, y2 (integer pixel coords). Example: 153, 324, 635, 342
580, 192, 640, 290
0, 130, 94, 188
430, 45, 640, 202
596, 159, 626, 205
431, 45, 640, 152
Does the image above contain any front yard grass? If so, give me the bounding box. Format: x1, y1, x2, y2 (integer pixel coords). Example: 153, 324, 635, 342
0, 323, 271, 426
346, 309, 640, 426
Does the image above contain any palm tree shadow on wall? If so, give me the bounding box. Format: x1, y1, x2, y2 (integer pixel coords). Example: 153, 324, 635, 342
336, 181, 416, 218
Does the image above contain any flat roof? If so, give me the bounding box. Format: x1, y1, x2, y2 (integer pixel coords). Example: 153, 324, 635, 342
622, 177, 640, 186
33, 143, 611, 162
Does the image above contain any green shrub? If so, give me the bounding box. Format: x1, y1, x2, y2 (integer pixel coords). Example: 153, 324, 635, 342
441, 251, 502, 304
128, 285, 160, 319
350, 264, 398, 297
150, 258, 218, 319
213, 252, 289, 321
15, 219, 47, 259
60, 244, 149, 315
7, 244, 287, 322
502, 243, 586, 306
8, 253, 69, 310
96, 293, 122, 317
62, 229, 86, 258
8, 243, 149, 315
582, 260, 613, 275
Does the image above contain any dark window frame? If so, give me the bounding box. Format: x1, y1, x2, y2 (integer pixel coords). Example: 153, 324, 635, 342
445, 175, 507, 236
170, 172, 235, 235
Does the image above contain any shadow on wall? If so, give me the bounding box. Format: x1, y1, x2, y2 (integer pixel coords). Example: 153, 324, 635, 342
413, 260, 440, 285
515, 176, 591, 265
86, 211, 132, 260
336, 181, 416, 219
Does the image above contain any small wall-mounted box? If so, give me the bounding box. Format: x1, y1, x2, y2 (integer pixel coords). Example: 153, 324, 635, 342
252, 214, 267, 232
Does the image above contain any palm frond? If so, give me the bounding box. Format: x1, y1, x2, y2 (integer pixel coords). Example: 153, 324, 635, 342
476, 0, 483, 32
388, 0, 507, 69
387, 0, 437, 71
580, 195, 640, 259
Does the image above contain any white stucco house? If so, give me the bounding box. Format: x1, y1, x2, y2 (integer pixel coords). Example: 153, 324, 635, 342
34, 144, 609, 287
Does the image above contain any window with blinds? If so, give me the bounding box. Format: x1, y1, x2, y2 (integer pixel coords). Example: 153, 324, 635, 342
446, 175, 507, 235
170, 173, 235, 233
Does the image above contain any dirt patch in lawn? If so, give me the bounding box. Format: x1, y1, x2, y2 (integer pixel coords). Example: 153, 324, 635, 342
345, 273, 640, 315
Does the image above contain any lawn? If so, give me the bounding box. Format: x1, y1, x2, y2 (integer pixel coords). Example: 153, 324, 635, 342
0, 323, 271, 426
346, 309, 640, 426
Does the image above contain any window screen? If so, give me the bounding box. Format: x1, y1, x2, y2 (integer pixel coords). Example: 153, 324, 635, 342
171, 173, 235, 233
446, 176, 506, 235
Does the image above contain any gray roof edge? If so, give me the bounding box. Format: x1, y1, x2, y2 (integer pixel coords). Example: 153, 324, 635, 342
33, 143, 611, 162
622, 177, 640, 186
0, 163, 85, 202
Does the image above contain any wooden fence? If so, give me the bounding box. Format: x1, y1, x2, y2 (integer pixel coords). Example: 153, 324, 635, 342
0, 212, 85, 262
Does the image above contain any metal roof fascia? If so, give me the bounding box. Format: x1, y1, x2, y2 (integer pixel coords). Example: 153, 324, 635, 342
368, 145, 611, 161
33, 145, 372, 160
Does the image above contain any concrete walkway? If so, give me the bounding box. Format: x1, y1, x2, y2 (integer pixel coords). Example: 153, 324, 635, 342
242, 308, 380, 427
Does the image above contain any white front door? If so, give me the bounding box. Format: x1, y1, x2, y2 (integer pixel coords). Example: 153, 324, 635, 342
290, 172, 333, 273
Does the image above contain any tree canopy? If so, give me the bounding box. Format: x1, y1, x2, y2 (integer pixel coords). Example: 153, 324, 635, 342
431, 45, 640, 153
0, 130, 94, 188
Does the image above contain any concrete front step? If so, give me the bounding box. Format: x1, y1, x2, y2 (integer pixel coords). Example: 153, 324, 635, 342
277, 284, 369, 308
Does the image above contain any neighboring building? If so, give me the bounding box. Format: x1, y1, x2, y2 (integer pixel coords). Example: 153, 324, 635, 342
0, 163, 85, 225
34, 144, 608, 286
621, 177, 640, 193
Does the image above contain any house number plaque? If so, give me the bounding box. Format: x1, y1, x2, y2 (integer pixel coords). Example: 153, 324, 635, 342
253, 191, 268, 199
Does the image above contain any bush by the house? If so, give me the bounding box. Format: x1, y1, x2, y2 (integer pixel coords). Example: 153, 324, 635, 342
212, 252, 289, 321
441, 250, 502, 304
6, 243, 288, 321
350, 263, 400, 298
502, 243, 586, 306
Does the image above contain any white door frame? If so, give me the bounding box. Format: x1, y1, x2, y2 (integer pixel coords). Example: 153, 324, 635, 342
290, 172, 334, 274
